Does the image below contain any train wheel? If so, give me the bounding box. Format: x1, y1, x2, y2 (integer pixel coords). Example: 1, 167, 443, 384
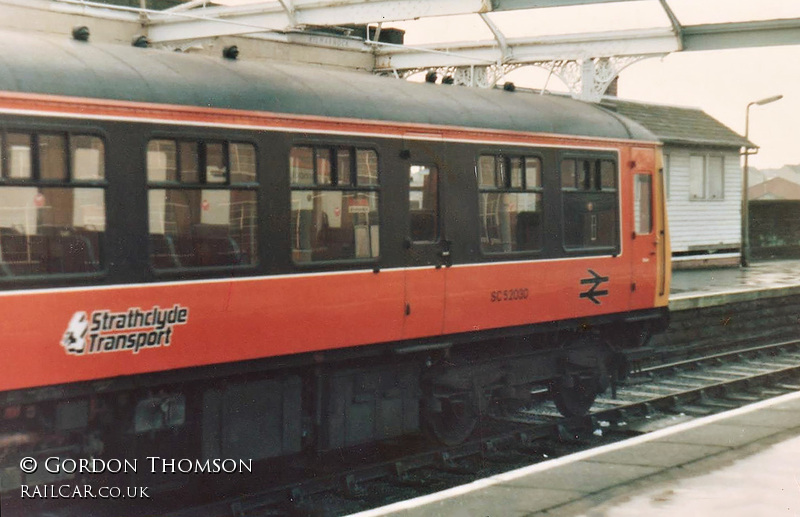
550, 373, 598, 417
550, 336, 610, 417
423, 393, 479, 446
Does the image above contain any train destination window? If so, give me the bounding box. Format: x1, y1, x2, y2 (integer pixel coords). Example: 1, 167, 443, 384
147, 139, 258, 269
0, 131, 106, 277
478, 154, 543, 253
561, 158, 619, 251
290, 146, 380, 263
409, 164, 438, 242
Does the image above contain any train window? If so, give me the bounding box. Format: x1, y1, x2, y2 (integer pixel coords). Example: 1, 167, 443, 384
316, 148, 333, 185
561, 159, 576, 189
510, 157, 523, 189
600, 160, 615, 189
496, 157, 508, 188
71, 136, 105, 180
634, 174, 652, 234
206, 143, 226, 184
478, 156, 496, 187
478, 154, 543, 253
525, 157, 541, 188
179, 142, 199, 184
357, 149, 379, 186
290, 145, 380, 263
289, 147, 313, 185
0, 131, 106, 278
337, 149, 352, 185
147, 140, 177, 182
6, 133, 32, 179
147, 139, 258, 269
39, 134, 67, 181
562, 157, 619, 252
409, 164, 438, 242
230, 143, 256, 184
580, 160, 592, 190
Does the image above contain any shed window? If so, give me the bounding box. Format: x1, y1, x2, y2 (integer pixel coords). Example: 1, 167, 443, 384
689, 154, 724, 200
707, 156, 724, 200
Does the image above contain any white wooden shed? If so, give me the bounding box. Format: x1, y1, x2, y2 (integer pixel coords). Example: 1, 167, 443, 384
601, 98, 751, 268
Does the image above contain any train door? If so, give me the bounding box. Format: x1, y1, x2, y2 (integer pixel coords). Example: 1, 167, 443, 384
629, 147, 659, 307
402, 138, 447, 340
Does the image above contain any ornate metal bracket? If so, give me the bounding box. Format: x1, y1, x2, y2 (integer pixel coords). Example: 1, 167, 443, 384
394, 55, 654, 103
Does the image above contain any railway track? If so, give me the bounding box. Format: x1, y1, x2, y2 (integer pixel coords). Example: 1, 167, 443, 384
11, 338, 800, 517
161, 338, 800, 517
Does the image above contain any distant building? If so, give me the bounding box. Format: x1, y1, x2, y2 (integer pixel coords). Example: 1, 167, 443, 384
749, 176, 800, 200
601, 98, 751, 268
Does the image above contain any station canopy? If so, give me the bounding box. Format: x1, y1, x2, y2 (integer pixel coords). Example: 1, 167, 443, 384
52, 0, 800, 99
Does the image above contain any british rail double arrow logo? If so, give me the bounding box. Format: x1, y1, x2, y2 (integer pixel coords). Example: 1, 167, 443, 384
580, 269, 609, 305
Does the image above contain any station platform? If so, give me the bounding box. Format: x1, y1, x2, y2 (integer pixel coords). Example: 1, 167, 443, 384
669, 258, 800, 309
351, 391, 800, 517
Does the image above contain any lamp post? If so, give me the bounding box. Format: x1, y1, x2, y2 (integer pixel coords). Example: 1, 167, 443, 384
741, 94, 783, 267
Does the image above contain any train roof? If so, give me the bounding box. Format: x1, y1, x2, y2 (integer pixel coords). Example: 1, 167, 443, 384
0, 29, 656, 143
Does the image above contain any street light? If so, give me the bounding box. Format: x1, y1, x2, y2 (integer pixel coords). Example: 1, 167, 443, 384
741, 94, 783, 267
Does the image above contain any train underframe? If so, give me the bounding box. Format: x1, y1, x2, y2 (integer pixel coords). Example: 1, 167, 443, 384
0, 311, 665, 494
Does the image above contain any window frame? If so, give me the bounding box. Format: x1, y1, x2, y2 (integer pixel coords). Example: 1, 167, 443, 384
0, 127, 108, 280
559, 153, 620, 256
633, 173, 653, 235
1, 130, 106, 187
689, 152, 725, 201
476, 152, 545, 257
408, 161, 440, 244
145, 136, 260, 273
289, 143, 381, 266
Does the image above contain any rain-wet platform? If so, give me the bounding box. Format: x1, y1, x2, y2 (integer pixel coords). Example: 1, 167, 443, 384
351, 391, 800, 517
670, 258, 800, 309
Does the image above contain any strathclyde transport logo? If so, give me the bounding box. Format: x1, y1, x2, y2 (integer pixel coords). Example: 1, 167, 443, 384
61, 305, 190, 356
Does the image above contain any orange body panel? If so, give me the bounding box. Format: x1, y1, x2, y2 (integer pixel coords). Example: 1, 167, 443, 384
443, 257, 631, 335
403, 268, 446, 339
628, 146, 659, 308
1, 255, 651, 393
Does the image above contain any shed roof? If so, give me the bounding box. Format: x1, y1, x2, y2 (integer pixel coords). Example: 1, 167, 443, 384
600, 98, 751, 149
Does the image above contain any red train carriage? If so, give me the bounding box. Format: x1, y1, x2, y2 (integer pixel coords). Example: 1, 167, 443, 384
0, 29, 669, 489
